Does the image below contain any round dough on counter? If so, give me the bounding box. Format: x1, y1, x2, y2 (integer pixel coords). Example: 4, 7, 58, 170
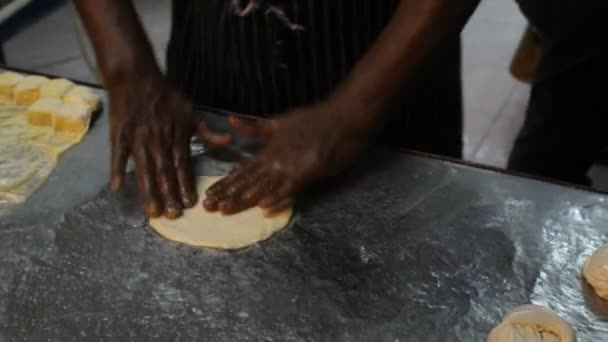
488, 305, 576, 342
149, 176, 293, 249
583, 246, 608, 300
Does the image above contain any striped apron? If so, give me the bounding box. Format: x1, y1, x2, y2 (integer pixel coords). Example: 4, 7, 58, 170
166, 0, 463, 157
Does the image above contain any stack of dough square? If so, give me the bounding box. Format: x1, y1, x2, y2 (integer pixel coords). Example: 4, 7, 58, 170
27, 98, 62, 127
14, 75, 49, 106
0, 72, 24, 103
40, 78, 74, 99
52, 103, 92, 133
63, 85, 101, 108
1, 71, 100, 134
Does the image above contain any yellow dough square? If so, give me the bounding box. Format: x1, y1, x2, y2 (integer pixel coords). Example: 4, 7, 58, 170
39, 78, 74, 99
52, 103, 92, 133
14, 75, 49, 106
63, 85, 101, 108
0, 72, 24, 103
27, 98, 62, 127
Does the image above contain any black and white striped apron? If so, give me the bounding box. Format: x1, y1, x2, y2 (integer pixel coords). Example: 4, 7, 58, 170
166, 0, 463, 157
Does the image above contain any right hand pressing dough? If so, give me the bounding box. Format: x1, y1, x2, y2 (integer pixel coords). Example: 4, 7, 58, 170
583, 246, 608, 299
488, 305, 576, 342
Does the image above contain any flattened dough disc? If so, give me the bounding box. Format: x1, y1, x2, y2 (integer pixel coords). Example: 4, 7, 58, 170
149, 176, 293, 249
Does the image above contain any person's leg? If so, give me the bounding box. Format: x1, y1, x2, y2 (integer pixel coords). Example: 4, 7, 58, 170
508, 65, 607, 185
508, 0, 608, 185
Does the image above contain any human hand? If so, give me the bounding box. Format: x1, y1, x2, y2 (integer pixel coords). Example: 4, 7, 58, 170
203, 98, 373, 215
108, 77, 232, 218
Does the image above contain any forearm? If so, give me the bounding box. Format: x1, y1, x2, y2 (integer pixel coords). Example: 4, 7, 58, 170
334, 0, 480, 125
72, 0, 160, 87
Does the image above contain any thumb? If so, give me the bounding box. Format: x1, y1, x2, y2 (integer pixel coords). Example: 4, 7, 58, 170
196, 120, 233, 146
228, 115, 274, 140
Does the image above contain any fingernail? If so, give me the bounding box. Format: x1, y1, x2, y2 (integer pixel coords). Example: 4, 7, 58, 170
183, 194, 197, 208
183, 199, 195, 208
165, 206, 183, 219
218, 201, 232, 214
203, 199, 218, 211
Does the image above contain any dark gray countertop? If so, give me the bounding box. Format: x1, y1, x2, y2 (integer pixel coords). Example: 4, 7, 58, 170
2, 107, 608, 341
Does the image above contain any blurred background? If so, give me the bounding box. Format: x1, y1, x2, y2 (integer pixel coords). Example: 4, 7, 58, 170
3, 0, 607, 188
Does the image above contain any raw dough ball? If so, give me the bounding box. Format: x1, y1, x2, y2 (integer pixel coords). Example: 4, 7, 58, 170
488, 305, 576, 342
583, 246, 608, 300
149, 176, 293, 249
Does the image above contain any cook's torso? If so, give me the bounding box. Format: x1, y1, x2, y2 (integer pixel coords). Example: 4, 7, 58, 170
167, 0, 401, 116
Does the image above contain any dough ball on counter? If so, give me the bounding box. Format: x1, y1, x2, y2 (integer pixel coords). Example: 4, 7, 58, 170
488, 304, 576, 342
583, 246, 608, 300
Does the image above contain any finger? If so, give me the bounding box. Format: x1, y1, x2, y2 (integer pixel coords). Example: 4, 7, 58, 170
202, 193, 221, 212
228, 115, 274, 140
154, 143, 183, 219
238, 175, 284, 213
218, 170, 281, 215
223, 168, 265, 197
206, 160, 259, 197
173, 137, 197, 208
203, 169, 248, 211
203, 163, 260, 211
241, 179, 274, 203
197, 120, 233, 146
133, 145, 162, 218
263, 197, 294, 217
258, 179, 295, 210
206, 166, 264, 213
110, 130, 129, 191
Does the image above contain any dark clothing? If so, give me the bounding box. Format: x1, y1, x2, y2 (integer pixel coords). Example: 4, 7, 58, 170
166, 0, 463, 158
508, 0, 608, 184
166, 0, 608, 184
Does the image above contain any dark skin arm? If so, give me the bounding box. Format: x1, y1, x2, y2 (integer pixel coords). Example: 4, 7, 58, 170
204, 0, 481, 215
73, 0, 231, 218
